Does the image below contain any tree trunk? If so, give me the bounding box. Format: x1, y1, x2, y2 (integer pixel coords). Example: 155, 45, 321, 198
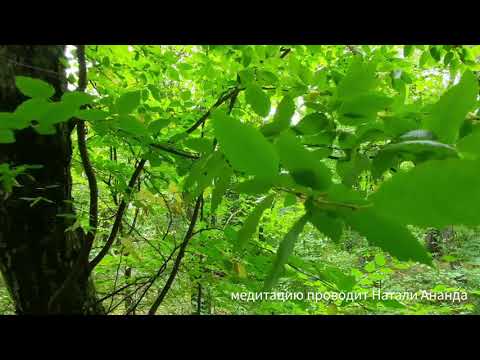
0, 45, 103, 314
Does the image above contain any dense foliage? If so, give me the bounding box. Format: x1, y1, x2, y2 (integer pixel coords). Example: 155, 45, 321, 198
1, 45, 480, 314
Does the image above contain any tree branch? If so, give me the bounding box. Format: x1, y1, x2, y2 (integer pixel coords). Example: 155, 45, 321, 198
88, 158, 147, 274
280, 47, 291, 59
76, 44, 98, 254
148, 195, 202, 314
47, 45, 99, 313
149, 142, 199, 159
182, 87, 239, 135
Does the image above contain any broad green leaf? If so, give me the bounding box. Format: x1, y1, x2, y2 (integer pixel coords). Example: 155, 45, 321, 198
77, 109, 109, 122
245, 84, 271, 117
14, 98, 50, 128
210, 165, 233, 213
183, 137, 213, 154
257, 70, 279, 86
337, 57, 377, 99
61, 91, 94, 108
317, 265, 356, 292
117, 115, 149, 136
0, 113, 22, 130
275, 131, 332, 191
294, 112, 331, 135
0, 130, 15, 143
336, 153, 371, 187
372, 150, 400, 179
148, 119, 171, 134
301, 131, 336, 146
345, 208, 432, 265
212, 110, 279, 180
457, 130, 480, 158
263, 214, 308, 290
424, 70, 478, 144
235, 194, 275, 252
403, 45, 414, 57
429, 46, 441, 62
38, 101, 78, 125
261, 96, 295, 136
15, 76, 55, 99
326, 183, 368, 205
398, 129, 437, 141
235, 178, 272, 195
184, 152, 225, 198
238, 69, 255, 85
364, 261, 376, 272
283, 193, 297, 207
34, 123, 56, 135
306, 206, 343, 243
380, 140, 458, 163
371, 159, 480, 228
116, 90, 142, 115
338, 93, 392, 125
374, 254, 386, 267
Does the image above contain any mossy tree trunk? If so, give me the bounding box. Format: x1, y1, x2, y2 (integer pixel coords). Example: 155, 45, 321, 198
0, 45, 103, 314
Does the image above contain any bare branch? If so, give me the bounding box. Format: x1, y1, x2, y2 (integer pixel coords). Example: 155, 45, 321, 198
88, 158, 147, 274
148, 196, 202, 314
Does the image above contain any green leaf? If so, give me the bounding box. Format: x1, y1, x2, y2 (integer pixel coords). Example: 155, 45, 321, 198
283, 193, 297, 207
77, 109, 109, 122
35, 123, 56, 135
245, 84, 271, 117
398, 129, 437, 141
61, 91, 94, 108
374, 254, 386, 267
210, 165, 233, 213
275, 131, 332, 191
38, 101, 78, 125
235, 194, 275, 252
183, 137, 213, 154
116, 90, 142, 115
306, 206, 343, 243
184, 152, 225, 198
257, 70, 279, 86
403, 45, 414, 57
429, 46, 441, 62
238, 69, 255, 85
15, 76, 55, 99
263, 214, 308, 290
419, 51, 432, 68
212, 110, 279, 180
457, 130, 480, 158
364, 261, 376, 273
148, 119, 171, 134
326, 183, 368, 205
424, 70, 478, 144
235, 178, 272, 195
261, 96, 295, 137
371, 159, 480, 228
0, 130, 15, 143
0, 112, 23, 130
338, 93, 392, 125
337, 57, 377, 99
14, 98, 50, 128
345, 208, 432, 265
336, 153, 371, 187
294, 112, 330, 135
117, 115, 149, 136
372, 150, 400, 179
380, 140, 458, 163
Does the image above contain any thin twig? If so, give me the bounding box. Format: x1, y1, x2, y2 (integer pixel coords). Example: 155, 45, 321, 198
88, 158, 147, 274
148, 196, 202, 314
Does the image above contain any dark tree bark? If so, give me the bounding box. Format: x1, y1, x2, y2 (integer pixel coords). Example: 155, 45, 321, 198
0, 45, 103, 314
